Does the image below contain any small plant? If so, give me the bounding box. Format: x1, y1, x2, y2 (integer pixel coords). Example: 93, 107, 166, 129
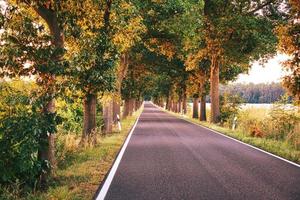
267, 95, 300, 146
219, 93, 244, 127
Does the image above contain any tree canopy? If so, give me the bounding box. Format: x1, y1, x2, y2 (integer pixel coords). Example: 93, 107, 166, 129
0, 0, 299, 193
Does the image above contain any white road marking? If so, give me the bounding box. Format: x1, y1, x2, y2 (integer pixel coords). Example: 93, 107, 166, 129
152, 103, 300, 168
95, 107, 143, 200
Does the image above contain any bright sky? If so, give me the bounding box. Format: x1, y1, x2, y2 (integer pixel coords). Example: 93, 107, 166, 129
234, 54, 289, 84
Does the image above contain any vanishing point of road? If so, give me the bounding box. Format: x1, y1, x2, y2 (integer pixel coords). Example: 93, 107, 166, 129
95, 102, 300, 200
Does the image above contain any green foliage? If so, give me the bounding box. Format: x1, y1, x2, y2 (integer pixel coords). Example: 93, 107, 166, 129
0, 81, 61, 187
70, 29, 118, 95
236, 95, 300, 149
219, 93, 244, 126
56, 95, 83, 134
267, 96, 300, 142
0, 5, 67, 81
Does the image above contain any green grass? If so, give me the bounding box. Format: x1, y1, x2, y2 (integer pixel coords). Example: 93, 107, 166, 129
162, 106, 300, 165
2, 108, 142, 200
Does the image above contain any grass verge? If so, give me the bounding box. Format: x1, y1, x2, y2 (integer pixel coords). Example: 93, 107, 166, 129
158, 105, 300, 165
4, 107, 143, 200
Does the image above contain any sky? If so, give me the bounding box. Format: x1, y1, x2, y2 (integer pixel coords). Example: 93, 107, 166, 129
234, 54, 289, 84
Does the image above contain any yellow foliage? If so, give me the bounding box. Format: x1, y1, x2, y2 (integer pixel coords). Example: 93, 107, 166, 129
185, 49, 207, 71
100, 93, 113, 106
113, 14, 145, 52
290, 0, 300, 10
276, 25, 297, 55
146, 38, 176, 60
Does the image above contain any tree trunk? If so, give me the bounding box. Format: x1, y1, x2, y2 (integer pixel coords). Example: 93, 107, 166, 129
82, 93, 97, 144
160, 99, 164, 108
113, 99, 121, 124
178, 99, 182, 113
193, 97, 199, 118
123, 99, 130, 118
183, 93, 187, 115
166, 96, 170, 110
210, 56, 220, 123
103, 101, 113, 134
135, 98, 139, 111
38, 99, 56, 188
130, 98, 136, 113
173, 100, 177, 112
200, 95, 207, 121
171, 100, 175, 112
123, 98, 135, 118
35, 5, 64, 188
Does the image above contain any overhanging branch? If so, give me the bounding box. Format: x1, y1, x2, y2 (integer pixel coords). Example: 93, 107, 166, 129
248, 0, 276, 14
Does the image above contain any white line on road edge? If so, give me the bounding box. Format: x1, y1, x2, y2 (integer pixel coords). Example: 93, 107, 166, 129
152, 103, 300, 168
95, 107, 143, 200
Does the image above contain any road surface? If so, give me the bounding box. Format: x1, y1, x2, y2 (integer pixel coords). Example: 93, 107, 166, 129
97, 102, 300, 200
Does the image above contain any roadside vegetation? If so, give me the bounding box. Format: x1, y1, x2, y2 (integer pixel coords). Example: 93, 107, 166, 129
161, 94, 300, 164
1, 0, 300, 199
0, 80, 142, 200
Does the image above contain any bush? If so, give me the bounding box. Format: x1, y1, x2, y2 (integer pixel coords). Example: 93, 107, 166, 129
0, 111, 43, 187
0, 81, 60, 188
266, 98, 300, 145
219, 93, 244, 127
237, 95, 300, 149
56, 95, 83, 135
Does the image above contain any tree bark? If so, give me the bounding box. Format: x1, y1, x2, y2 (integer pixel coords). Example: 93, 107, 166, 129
210, 56, 220, 123
103, 101, 113, 134
82, 93, 97, 144
123, 99, 130, 118
178, 99, 182, 113
38, 99, 56, 188
34, 5, 64, 188
171, 100, 175, 112
166, 96, 170, 110
113, 99, 121, 123
183, 93, 187, 115
193, 97, 199, 119
130, 98, 136, 113
174, 100, 177, 112
200, 95, 207, 121
135, 98, 139, 111
123, 98, 135, 118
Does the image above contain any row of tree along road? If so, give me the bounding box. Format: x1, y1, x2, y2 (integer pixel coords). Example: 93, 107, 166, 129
0, 0, 299, 193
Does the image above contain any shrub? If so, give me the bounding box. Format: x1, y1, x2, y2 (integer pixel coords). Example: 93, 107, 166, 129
219, 93, 244, 127
56, 95, 83, 135
266, 99, 300, 144
237, 95, 300, 149
0, 81, 60, 188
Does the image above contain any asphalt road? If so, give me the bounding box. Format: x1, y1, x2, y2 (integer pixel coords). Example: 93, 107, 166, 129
101, 102, 300, 200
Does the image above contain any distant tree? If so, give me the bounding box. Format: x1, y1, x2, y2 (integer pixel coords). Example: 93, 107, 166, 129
220, 83, 286, 103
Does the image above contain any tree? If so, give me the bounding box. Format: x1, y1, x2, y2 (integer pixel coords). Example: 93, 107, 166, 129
186, 0, 279, 123
65, 0, 144, 139
277, 0, 300, 106
0, 1, 67, 187
111, 0, 145, 123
